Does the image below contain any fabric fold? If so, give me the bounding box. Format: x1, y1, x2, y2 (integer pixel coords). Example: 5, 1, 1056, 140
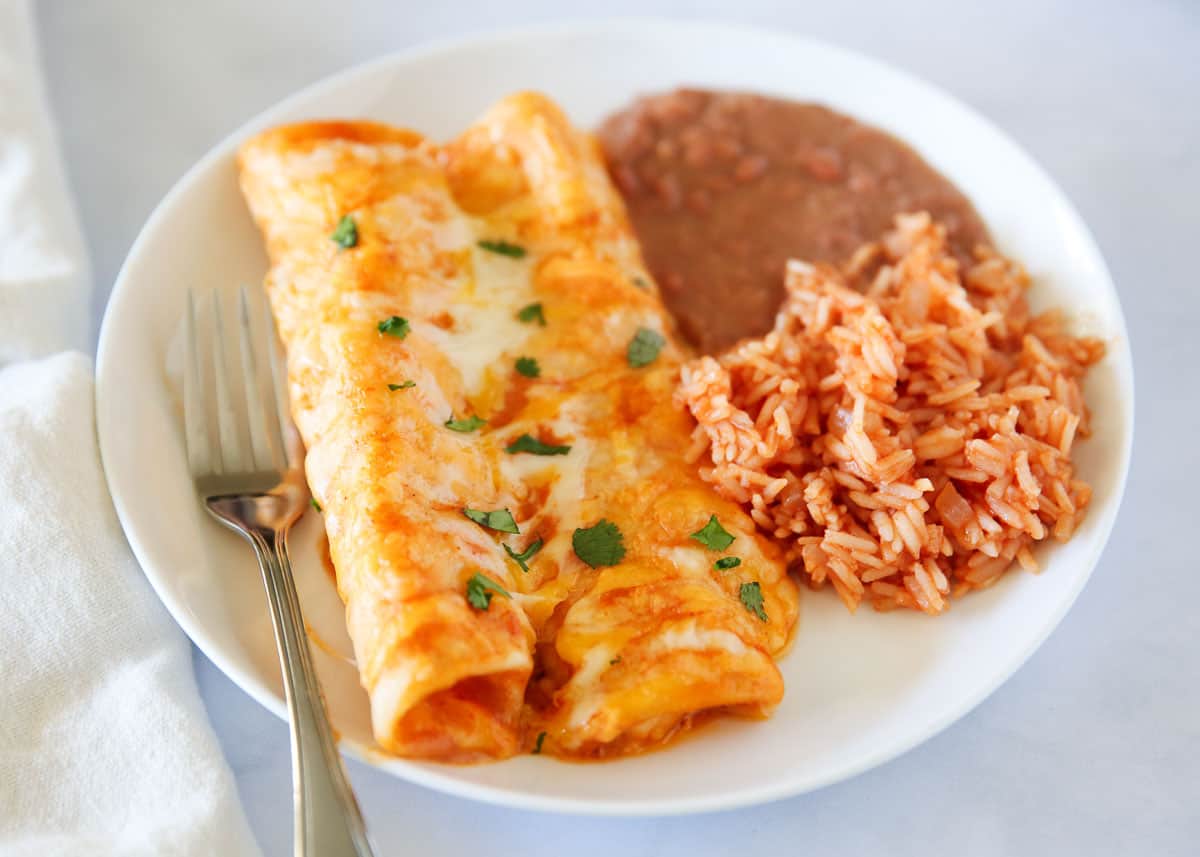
0, 2, 261, 854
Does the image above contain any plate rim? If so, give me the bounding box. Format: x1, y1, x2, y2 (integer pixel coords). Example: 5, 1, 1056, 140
96, 16, 1135, 816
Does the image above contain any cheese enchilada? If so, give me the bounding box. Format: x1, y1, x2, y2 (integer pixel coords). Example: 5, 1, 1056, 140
238, 93, 799, 762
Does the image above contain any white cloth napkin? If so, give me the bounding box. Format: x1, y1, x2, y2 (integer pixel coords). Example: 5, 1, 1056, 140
0, 3, 261, 854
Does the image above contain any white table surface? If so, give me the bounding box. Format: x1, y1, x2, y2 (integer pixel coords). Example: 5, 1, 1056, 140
37, 1, 1199, 854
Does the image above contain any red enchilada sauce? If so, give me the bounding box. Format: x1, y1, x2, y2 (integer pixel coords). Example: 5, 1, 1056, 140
597, 89, 988, 353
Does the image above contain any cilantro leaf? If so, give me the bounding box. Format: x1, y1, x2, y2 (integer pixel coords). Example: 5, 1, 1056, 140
572, 519, 625, 568
504, 434, 571, 456
504, 538, 544, 573
517, 302, 546, 326
477, 239, 526, 258
691, 515, 736, 551
632, 276, 649, 290
609, 656, 622, 666
445, 414, 486, 433
465, 572, 510, 610
331, 215, 358, 248
377, 316, 410, 339
514, 356, 540, 378
739, 581, 768, 622
532, 731, 547, 754
309, 498, 322, 513
626, 326, 665, 368
463, 507, 520, 534
387, 381, 416, 391
714, 556, 742, 570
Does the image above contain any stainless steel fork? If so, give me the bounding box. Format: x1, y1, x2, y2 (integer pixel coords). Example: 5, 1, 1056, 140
184, 286, 375, 857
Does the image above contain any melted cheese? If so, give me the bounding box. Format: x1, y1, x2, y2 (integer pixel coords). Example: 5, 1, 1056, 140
422, 240, 534, 394
651, 622, 752, 657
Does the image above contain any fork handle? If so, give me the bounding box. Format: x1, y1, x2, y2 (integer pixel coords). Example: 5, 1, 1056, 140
246, 526, 375, 857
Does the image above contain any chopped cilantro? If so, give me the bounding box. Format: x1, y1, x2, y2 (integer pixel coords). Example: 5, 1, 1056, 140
331, 215, 358, 248
387, 381, 416, 391
445, 414, 486, 433
477, 239, 526, 258
632, 276, 649, 290
377, 316, 410, 339
532, 731, 547, 755
504, 434, 570, 456
739, 581, 768, 622
504, 537, 544, 572
626, 326, 665, 368
309, 498, 322, 513
517, 302, 546, 326
572, 519, 625, 568
515, 356, 540, 378
465, 572, 510, 610
714, 556, 742, 571
463, 507, 519, 534
691, 515, 736, 551
609, 656, 622, 666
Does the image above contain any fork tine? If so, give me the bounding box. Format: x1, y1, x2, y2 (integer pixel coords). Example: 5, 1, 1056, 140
260, 290, 297, 468
237, 284, 280, 473
210, 290, 250, 475
200, 292, 224, 476
183, 290, 211, 476
256, 290, 291, 470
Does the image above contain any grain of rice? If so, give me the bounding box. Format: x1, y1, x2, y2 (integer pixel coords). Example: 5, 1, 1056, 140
1006, 384, 1051, 401
915, 425, 965, 460
928, 378, 982, 405
1014, 450, 1040, 496
852, 550, 887, 570
861, 564, 897, 583
894, 511, 923, 557
825, 530, 880, 553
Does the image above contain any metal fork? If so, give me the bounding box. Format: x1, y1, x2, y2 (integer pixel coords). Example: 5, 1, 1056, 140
184, 286, 375, 857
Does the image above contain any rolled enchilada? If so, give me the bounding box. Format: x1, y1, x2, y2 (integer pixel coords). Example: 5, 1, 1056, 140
238, 93, 799, 762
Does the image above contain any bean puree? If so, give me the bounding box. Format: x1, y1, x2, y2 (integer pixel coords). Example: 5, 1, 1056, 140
597, 89, 989, 352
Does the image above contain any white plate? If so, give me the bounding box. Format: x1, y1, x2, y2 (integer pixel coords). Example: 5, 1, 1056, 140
96, 19, 1134, 816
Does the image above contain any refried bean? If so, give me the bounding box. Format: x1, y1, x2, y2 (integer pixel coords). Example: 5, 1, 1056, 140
597, 89, 989, 353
